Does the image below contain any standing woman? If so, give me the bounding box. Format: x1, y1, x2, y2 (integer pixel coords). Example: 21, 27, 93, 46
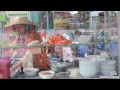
5, 17, 50, 71
73, 30, 90, 57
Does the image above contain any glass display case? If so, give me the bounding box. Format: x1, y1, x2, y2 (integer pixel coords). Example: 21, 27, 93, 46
0, 11, 119, 79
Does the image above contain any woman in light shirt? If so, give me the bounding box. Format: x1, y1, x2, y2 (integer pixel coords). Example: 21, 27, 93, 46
5, 17, 50, 71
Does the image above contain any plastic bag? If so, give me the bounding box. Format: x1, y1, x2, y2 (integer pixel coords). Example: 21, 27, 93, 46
63, 46, 73, 62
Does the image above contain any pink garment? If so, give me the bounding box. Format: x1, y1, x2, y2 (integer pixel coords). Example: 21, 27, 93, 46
17, 35, 27, 46
0, 58, 10, 79
12, 35, 27, 58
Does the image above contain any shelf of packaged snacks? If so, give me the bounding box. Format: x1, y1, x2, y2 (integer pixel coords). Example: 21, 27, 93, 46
0, 41, 114, 49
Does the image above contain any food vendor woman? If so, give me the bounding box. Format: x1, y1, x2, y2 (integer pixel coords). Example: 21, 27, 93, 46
73, 30, 90, 57
5, 17, 50, 71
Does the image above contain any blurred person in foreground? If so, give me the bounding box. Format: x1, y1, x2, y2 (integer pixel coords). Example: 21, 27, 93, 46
5, 17, 50, 71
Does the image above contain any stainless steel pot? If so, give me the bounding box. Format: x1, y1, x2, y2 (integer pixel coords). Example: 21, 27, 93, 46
51, 62, 70, 73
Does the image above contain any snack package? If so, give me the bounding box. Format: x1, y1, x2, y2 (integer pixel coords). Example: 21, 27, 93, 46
0, 58, 10, 79
63, 46, 73, 62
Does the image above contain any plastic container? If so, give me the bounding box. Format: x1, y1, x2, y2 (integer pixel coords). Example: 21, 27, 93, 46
79, 58, 97, 78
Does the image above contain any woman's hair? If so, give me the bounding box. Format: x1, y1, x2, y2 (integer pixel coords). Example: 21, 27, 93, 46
12, 25, 17, 32
74, 30, 81, 36
12, 24, 35, 33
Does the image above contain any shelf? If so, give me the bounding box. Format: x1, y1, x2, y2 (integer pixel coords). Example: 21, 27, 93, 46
0, 41, 113, 49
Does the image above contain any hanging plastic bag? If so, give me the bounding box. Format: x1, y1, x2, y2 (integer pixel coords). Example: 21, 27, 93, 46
63, 46, 73, 62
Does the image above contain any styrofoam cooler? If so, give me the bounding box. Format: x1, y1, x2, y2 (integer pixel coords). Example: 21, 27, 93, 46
79, 58, 97, 78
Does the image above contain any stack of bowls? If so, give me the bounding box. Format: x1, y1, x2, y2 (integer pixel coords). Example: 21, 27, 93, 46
100, 60, 117, 76
86, 55, 106, 73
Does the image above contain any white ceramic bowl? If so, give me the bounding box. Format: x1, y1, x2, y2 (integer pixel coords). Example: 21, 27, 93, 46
100, 66, 116, 70
100, 60, 117, 76
86, 55, 107, 72
100, 60, 116, 70
23, 68, 39, 77
101, 70, 117, 76
100, 60, 117, 66
39, 70, 55, 79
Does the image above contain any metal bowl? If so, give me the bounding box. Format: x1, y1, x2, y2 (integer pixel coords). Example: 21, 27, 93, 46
51, 62, 70, 73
